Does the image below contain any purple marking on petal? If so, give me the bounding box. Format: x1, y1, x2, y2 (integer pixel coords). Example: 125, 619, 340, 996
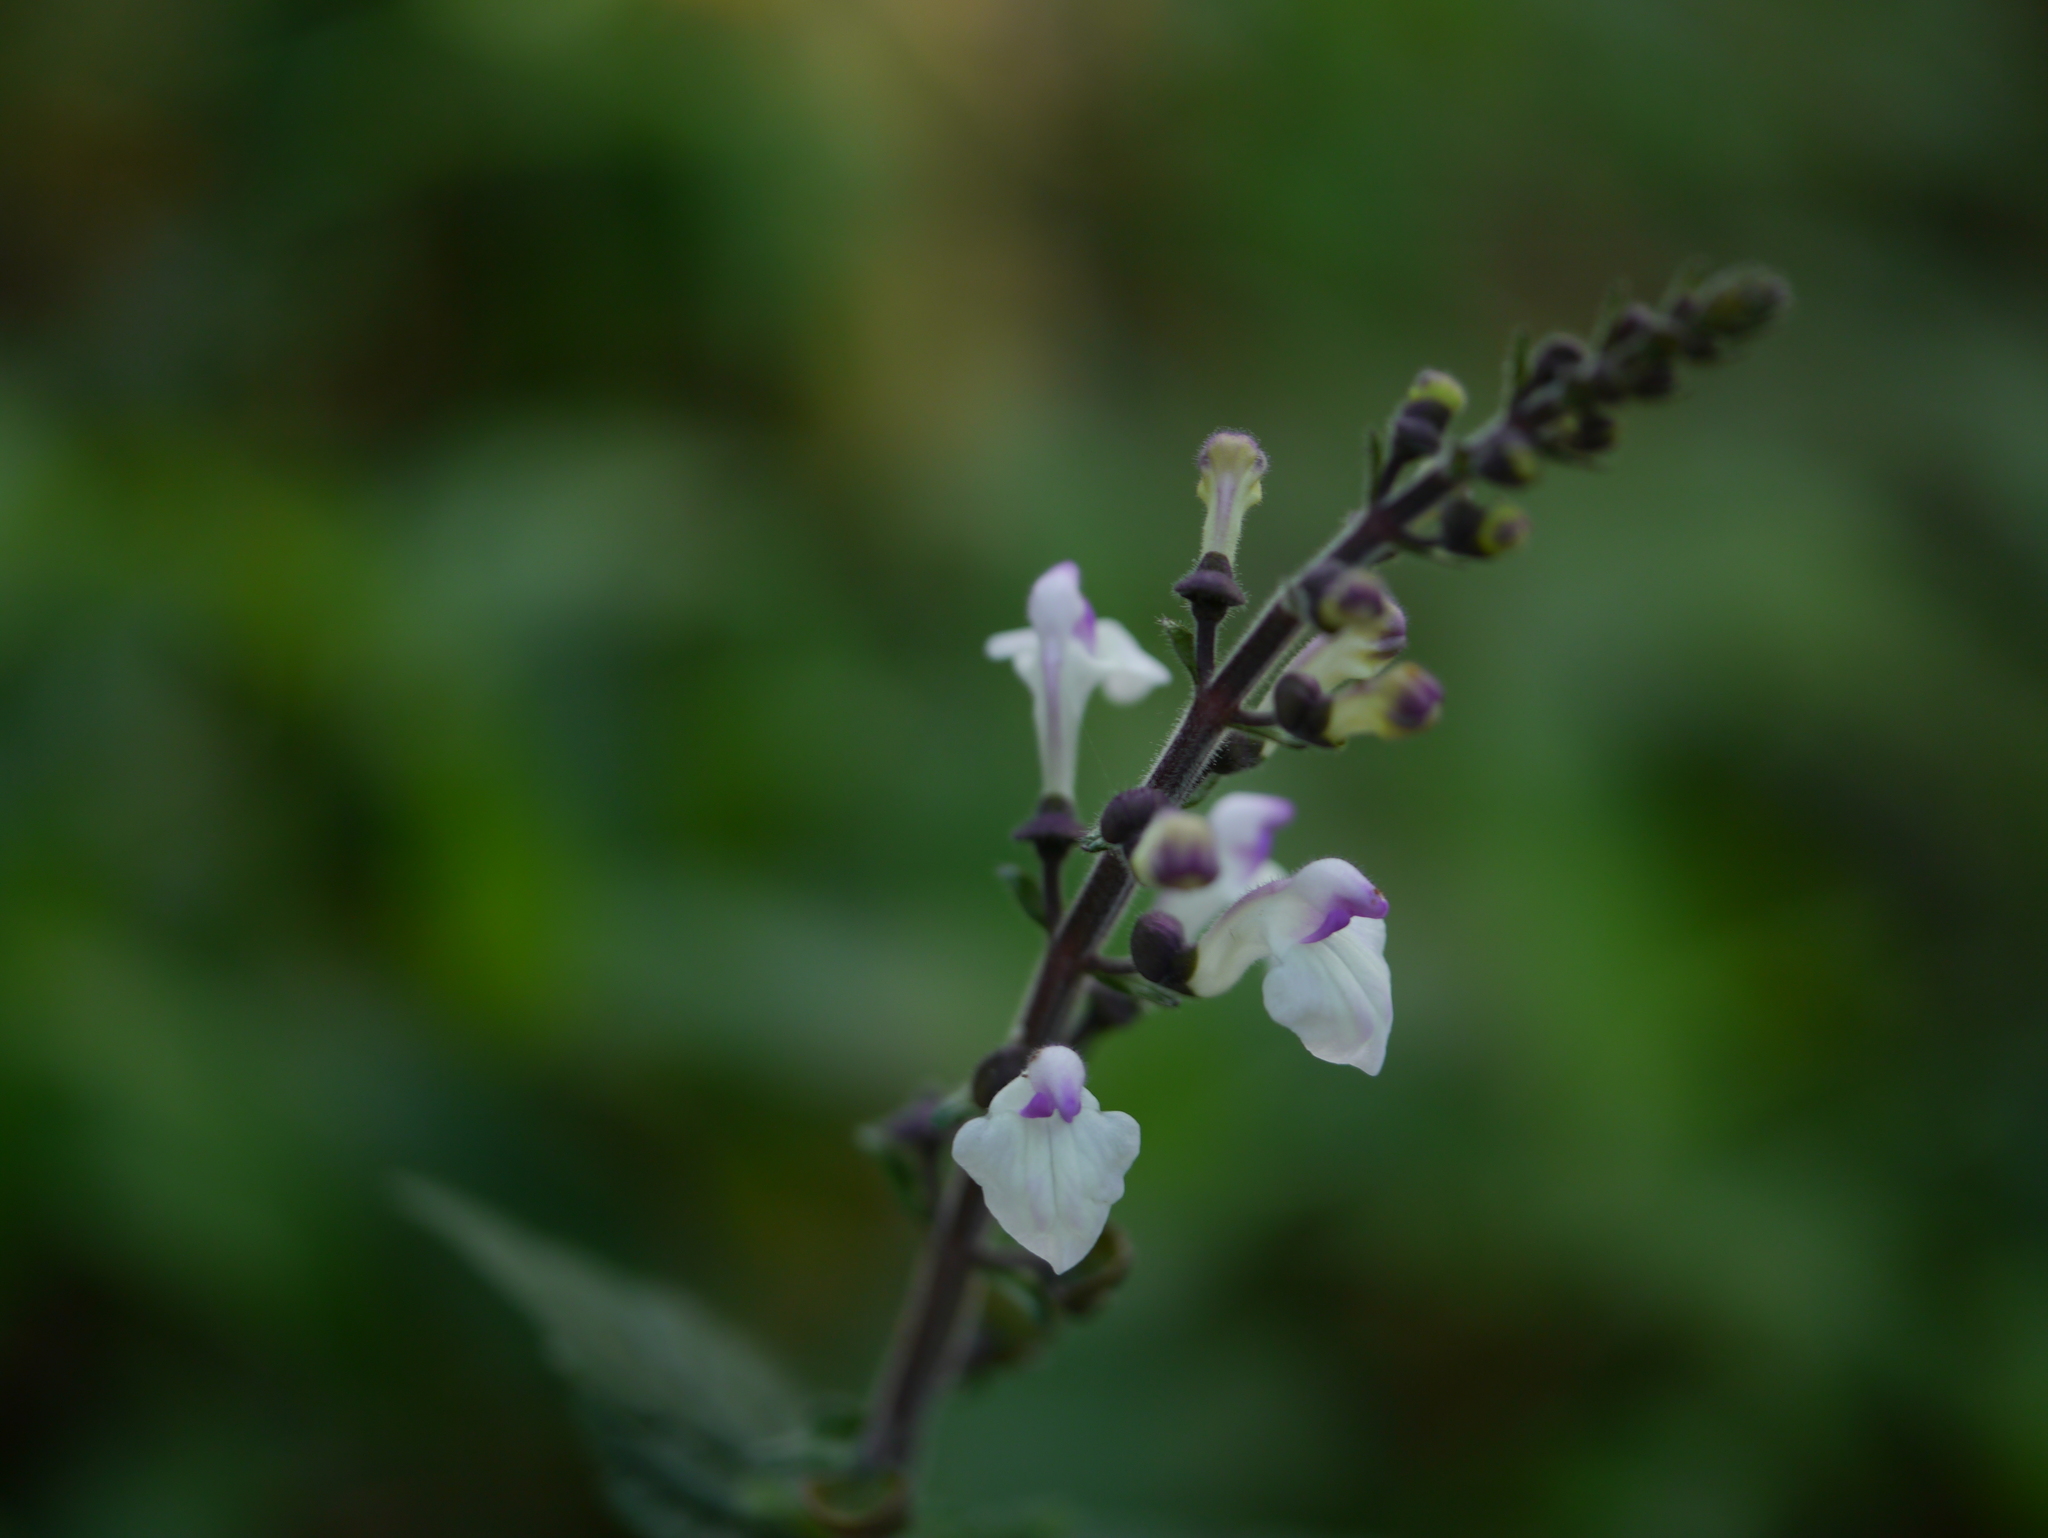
1301, 886, 1390, 944
1020, 1089, 1057, 1119
1209, 794, 1296, 887
1054, 1084, 1083, 1121
1150, 843, 1221, 888
1074, 598, 1097, 651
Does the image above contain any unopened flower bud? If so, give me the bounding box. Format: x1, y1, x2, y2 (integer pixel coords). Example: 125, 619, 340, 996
1476, 429, 1541, 487
1311, 567, 1408, 653
1325, 661, 1444, 740
1272, 671, 1335, 746
1130, 910, 1196, 993
1389, 401, 1444, 462
1526, 335, 1589, 391
1686, 267, 1791, 345
1440, 496, 1531, 558
1567, 409, 1617, 454
1404, 369, 1467, 429
1195, 431, 1267, 564
1099, 786, 1169, 849
1131, 810, 1220, 889
1602, 301, 1663, 352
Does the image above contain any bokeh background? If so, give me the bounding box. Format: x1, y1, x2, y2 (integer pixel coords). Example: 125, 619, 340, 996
4, 0, 2048, 1533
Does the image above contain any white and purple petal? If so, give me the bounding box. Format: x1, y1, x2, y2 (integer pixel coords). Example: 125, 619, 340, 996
1186, 858, 1385, 996
952, 1046, 1141, 1274
989, 563, 1169, 801
1261, 915, 1392, 1074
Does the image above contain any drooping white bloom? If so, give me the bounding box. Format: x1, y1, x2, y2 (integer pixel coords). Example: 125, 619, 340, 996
1136, 793, 1394, 1074
951, 1045, 1140, 1274
986, 562, 1172, 803
1188, 858, 1393, 1074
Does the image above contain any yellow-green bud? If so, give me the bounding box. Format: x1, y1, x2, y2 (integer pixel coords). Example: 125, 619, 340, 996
1441, 497, 1531, 558
1195, 431, 1267, 564
1325, 661, 1445, 741
1312, 568, 1409, 654
1407, 369, 1467, 422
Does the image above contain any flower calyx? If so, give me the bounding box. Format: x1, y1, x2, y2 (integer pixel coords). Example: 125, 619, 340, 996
1098, 786, 1170, 850
1129, 910, 1196, 994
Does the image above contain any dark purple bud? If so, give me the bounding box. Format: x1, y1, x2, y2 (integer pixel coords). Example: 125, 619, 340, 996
1130, 910, 1196, 993
1476, 430, 1541, 488
1390, 402, 1444, 461
1602, 301, 1662, 352
1099, 787, 1169, 848
1273, 672, 1335, 745
1526, 334, 1590, 390
972, 1044, 1031, 1110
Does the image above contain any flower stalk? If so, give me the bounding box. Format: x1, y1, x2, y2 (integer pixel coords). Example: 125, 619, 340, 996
851, 265, 1789, 1516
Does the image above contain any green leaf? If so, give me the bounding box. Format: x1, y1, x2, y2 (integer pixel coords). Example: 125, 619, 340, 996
399, 1177, 806, 1538
1157, 615, 1199, 684
995, 863, 1045, 928
1502, 326, 1532, 401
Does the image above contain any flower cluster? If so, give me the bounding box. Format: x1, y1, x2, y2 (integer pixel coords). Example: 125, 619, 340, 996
964, 558, 1404, 1272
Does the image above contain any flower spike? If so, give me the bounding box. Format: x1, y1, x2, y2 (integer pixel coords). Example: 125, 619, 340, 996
951, 1046, 1141, 1274
986, 563, 1172, 804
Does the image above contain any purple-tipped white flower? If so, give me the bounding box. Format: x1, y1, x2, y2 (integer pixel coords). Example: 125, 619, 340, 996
1188, 859, 1393, 1074
1137, 793, 1395, 1074
986, 563, 1172, 803
951, 1045, 1141, 1274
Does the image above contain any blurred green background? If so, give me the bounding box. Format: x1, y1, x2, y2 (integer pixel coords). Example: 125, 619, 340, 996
4, 0, 2047, 1533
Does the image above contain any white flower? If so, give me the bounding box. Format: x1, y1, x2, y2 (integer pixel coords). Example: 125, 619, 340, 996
951, 1045, 1140, 1274
986, 562, 1172, 803
1188, 858, 1393, 1074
